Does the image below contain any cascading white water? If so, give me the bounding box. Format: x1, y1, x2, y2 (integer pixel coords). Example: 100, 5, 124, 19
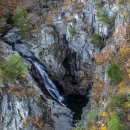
29, 59, 65, 105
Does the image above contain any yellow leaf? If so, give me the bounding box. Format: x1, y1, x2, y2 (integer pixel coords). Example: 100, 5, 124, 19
101, 112, 107, 117
127, 69, 130, 73
123, 12, 128, 17
128, 74, 130, 78
124, 102, 130, 108
118, 82, 125, 88
100, 126, 107, 130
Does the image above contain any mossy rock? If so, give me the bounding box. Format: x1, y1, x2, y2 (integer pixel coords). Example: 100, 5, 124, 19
68, 28, 76, 37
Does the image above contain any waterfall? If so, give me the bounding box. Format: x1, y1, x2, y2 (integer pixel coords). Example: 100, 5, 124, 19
3, 30, 65, 106
28, 58, 65, 105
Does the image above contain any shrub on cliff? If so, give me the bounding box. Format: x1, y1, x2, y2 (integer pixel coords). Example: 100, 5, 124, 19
108, 94, 125, 111
12, 9, 30, 37
87, 109, 99, 123
90, 33, 104, 49
68, 28, 76, 37
107, 64, 122, 85
108, 113, 125, 130
96, 9, 111, 25
0, 55, 28, 83
119, 0, 125, 5
95, 1, 104, 9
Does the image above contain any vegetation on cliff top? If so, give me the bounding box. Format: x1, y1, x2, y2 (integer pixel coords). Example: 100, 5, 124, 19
12, 9, 31, 37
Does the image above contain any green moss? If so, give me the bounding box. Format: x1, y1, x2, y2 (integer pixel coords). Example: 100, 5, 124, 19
68, 28, 76, 37
90, 33, 104, 49
107, 64, 122, 85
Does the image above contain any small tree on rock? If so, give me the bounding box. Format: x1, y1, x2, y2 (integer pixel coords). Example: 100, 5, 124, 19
0, 55, 28, 83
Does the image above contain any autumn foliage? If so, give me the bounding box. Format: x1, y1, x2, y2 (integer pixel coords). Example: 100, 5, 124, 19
114, 24, 127, 38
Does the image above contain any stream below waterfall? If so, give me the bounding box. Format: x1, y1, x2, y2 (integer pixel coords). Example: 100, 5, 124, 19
2, 29, 90, 130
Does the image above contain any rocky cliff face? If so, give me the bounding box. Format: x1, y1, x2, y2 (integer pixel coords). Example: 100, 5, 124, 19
0, 0, 130, 130
27, 0, 116, 94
